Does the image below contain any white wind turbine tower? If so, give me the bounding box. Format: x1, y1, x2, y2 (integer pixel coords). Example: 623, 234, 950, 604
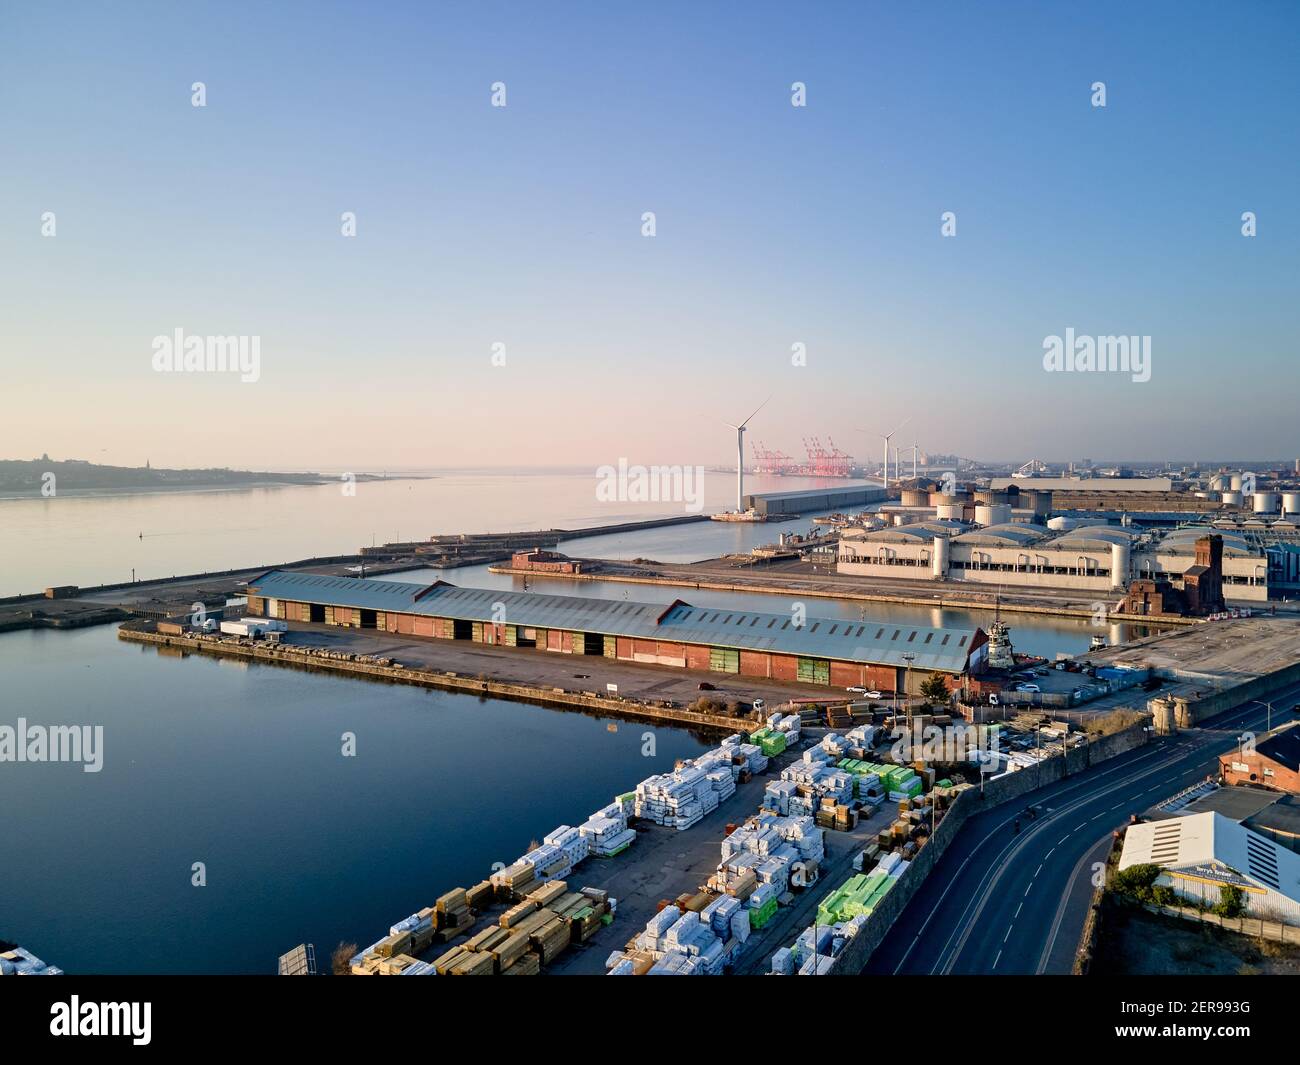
724, 397, 769, 512
870, 418, 909, 492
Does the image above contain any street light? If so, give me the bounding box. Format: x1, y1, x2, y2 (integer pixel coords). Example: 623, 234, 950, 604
901, 652, 916, 733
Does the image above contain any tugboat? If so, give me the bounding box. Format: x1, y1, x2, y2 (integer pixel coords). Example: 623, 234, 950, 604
1089, 634, 1107, 652
986, 605, 1016, 672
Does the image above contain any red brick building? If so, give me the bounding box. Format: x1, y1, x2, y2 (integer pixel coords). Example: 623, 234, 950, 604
1220, 723, 1300, 793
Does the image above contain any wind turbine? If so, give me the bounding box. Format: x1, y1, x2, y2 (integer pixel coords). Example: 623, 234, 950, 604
877, 418, 909, 492
724, 397, 769, 512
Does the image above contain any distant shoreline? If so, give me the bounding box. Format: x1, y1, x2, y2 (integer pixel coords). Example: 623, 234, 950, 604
0, 474, 430, 503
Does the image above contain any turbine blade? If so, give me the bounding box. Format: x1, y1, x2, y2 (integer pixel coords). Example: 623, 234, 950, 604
738, 395, 771, 429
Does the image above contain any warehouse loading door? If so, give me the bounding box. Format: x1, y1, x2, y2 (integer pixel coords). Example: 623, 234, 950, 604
309, 603, 325, 623
709, 648, 740, 674
797, 658, 830, 685
452, 619, 473, 640
582, 632, 604, 655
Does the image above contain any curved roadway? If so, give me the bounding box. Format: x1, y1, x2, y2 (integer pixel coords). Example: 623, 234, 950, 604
865, 687, 1300, 975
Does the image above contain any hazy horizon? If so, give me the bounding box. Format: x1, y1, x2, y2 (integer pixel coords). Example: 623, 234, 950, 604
4, 1, 1298, 469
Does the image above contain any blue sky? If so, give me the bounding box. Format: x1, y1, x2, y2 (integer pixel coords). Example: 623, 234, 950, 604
2, 1, 1297, 469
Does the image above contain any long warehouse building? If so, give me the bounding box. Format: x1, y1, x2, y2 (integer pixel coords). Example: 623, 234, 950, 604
243, 570, 988, 693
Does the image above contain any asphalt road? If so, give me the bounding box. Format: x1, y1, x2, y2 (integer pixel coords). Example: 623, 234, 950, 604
865, 686, 1300, 975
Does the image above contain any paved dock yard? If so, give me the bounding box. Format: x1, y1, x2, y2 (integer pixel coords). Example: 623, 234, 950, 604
259, 623, 842, 709
546, 740, 894, 975
1083, 616, 1300, 687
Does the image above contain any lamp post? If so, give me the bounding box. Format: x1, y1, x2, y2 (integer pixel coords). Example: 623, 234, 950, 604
902, 652, 916, 733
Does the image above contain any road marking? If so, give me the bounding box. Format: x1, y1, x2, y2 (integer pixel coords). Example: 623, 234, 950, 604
1015, 902, 1023, 919
929, 742, 1235, 974
993, 949, 1002, 969
899, 702, 1290, 975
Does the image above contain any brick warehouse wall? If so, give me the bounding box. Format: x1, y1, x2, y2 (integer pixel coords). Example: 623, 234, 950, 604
243, 596, 966, 691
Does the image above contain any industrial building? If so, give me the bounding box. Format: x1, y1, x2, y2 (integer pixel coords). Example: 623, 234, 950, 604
837, 522, 1270, 603
743, 485, 888, 517
1220, 724, 1300, 794
242, 570, 986, 693
1118, 811, 1300, 922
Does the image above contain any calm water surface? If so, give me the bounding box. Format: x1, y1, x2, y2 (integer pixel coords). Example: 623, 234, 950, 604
0, 625, 708, 974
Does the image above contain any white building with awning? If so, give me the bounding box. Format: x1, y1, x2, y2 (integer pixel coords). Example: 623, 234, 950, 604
1118, 811, 1300, 922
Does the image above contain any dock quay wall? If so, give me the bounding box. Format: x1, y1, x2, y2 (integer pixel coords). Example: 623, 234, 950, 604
1163, 659, 1300, 726
116, 626, 743, 734
0, 553, 387, 608
359, 515, 709, 557
0, 607, 131, 633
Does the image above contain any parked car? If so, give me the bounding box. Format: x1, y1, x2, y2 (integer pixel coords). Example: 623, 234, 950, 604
752, 698, 766, 713
1016, 683, 1041, 693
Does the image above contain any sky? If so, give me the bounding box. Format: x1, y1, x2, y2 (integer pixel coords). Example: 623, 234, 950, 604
1, 0, 1297, 470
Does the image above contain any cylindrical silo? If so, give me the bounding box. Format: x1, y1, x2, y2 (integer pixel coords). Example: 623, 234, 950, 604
900, 488, 929, 507
1253, 492, 1279, 513
1230, 473, 1244, 491
1110, 541, 1131, 590
936, 502, 965, 521
1221, 491, 1243, 506
974, 503, 1012, 526
1282, 492, 1300, 516
932, 536, 950, 579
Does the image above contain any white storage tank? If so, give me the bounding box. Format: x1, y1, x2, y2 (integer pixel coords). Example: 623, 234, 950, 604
936, 502, 965, 521
1230, 473, 1244, 491
1253, 492, 1279, 513
1110, 541, 1131, 591
900, 488, 929, 507
932, 535, 950, 579
1221, 491, 1243, 506
974, 503, 1012, 526
1210, 474, 1229, 491
1047, 515, 1079, 532
1283, 492, 1300, 516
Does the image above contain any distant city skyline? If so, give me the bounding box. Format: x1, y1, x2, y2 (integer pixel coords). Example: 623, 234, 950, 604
3, 1, 1297, 468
